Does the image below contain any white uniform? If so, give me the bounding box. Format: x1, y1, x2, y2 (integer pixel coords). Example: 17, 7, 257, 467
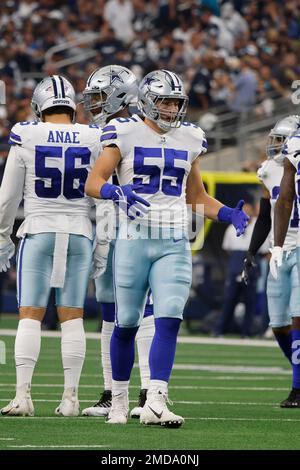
100, 115, 207, 326
257, 158, 300, 327
2, 121, 101, 240
257, 159, 298, 251
100, 114, 207, 229
0, 120, 101, 306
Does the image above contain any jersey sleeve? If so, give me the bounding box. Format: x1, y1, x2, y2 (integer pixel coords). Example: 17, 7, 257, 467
256, 160, 268, 182
187, 125, 208, 162
8, 123, 24, 146
0, 146, 25, 237
282, 134, 300, 170
100, 121, 120, 148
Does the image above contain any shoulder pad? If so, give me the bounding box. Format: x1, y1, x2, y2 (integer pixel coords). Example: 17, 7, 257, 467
182, 122, 208, 154
8, 121, 39, 146
282, 133, 300, 157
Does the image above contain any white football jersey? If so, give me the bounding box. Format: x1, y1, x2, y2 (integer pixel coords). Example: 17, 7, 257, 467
281, 133, 300, 247
100, 114, 207, 228
0, 120, 102, 239
257, 159, 298, 250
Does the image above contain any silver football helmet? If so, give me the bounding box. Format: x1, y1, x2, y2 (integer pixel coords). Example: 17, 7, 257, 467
31, 75, 76, 121
138, 70, 188, 131
83, 65, 138, 126
266, 115, 300, 164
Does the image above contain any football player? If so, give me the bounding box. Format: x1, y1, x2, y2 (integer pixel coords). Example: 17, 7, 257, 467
80, 65, 155, 419
270, 115, 300, 407
0, 76, 101, 417
243, 116, 300, 406
85, 69, 249, 426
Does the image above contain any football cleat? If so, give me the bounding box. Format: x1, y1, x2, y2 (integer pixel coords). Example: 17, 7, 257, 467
130, 388, 147, 419
82, 390, 112, 417
1, 396, 34, 417
106, 391, 128, 424
55, 388, 80, 416
140, 389, 184, 428
280, 389, 300, 408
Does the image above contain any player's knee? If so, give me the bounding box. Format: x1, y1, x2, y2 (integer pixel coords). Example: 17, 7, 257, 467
19, 307, 45, 322
57, 307, 83, 323
116, 309, 140, 328
156, 295, 186, 319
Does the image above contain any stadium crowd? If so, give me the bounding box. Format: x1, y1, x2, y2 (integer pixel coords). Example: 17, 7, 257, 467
0, 0, 300, 149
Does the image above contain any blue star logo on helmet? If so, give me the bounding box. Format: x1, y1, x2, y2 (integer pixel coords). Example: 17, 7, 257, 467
144, 76, 158, 87
106, 70, 124, 85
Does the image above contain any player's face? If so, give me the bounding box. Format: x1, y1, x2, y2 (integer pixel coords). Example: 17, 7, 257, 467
89, 91, 107, 115
155, 98, 180, 121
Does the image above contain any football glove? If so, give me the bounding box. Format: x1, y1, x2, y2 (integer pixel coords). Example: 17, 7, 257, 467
241, 252, 256, 285
269, 246, 283, 280
90, 241, 110, 279
0, 236, 15, 272
100, 183, 150, 220
218, 200, 250, 237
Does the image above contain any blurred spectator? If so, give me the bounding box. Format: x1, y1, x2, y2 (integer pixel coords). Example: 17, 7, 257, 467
229, 56, 258, 113
213, 201, 270, 338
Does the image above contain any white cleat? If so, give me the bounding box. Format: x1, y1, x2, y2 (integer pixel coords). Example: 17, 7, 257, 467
130, 389, 147, 419
140, 389, 184, 428
55, 389, 79, 417
82, 390, 112, 417
1, 396, 34, 417
106, 391, 128, 424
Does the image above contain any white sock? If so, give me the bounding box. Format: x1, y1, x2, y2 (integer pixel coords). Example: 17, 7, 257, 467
148, 379, 168, 395
136, 315, 154, 389
61, 318, 86, 395
14, 318, 41, 397
101, 320, 114, 391
112, 380, 129, 396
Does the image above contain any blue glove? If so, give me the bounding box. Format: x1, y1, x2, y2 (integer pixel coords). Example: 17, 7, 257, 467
217, 199, 249, 237
100, 183, 150, 220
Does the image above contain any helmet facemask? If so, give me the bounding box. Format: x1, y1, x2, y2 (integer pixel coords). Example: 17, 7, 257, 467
139, 93, 188, 131
266, 134, 286, 164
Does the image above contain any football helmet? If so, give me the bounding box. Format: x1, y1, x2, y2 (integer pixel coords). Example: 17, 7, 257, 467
138, 69, 188, 131
266, 115, 300, 164
31, 75, 76, 121
83, 65, 138, 126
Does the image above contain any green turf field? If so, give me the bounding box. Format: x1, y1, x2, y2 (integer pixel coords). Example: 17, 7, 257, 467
1, 315, 300, 450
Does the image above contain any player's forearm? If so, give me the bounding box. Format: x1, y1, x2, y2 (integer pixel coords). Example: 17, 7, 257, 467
248, 197, 271, 256
85, 174, 107, 199
191, 192, 223, 220
274, 196, 293, 247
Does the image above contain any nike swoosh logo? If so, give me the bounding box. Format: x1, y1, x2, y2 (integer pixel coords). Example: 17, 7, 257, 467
173, 239, 182, 243
148, 405, 163, 419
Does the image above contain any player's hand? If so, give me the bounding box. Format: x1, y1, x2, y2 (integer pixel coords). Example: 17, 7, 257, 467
90, 241, 110, 279
269, 246, 283, 280
100, 183, 150, 220
231, 200, 250, 237
241, 252, 256, 285
0, 236, 15, 272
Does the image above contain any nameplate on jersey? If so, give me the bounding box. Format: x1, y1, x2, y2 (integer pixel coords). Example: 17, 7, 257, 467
47, 131, 80, 144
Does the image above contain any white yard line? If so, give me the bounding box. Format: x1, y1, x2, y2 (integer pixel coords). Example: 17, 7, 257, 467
0, 383, 290, 391
0, 329, 277, 347
0, 398, 279, 406
7, 445, 108, 448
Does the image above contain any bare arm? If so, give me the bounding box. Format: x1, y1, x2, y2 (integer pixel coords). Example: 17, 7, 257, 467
186, 159, 223, 220
274, 158, 296, 247
85, 146, 121, 199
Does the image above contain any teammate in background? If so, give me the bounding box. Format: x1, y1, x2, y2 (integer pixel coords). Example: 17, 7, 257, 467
270, 115, 300, 407
242, 118, 300, 394
0, 76, 101, 417
85, 69, 249, 426
80, 65, 155, 419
